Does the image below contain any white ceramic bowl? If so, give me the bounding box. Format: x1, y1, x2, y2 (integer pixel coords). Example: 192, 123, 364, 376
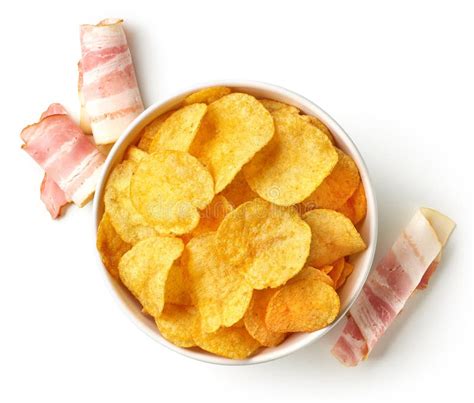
93, 80, 378, 365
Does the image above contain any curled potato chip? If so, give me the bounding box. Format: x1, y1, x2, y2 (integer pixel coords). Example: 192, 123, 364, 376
190, 195, 233, 237
104, 160, 158, 244
164, 262, 193, 306
217, 199, 311, 289
119, 237, 184, 318
130, 151, 214, 235
336, 260, 354, 290
138, 111, 174, 152
337, 182, 367, 225
183, 86, 231, 105
258, 99, 299, 114
266, 277, 340, 332
290, 266, 334, 288
124, 146, 148, 163
193, 321, 261, 359
219, 172, 258, 208
190, 93, 274, 193
244, 109, 338, 206
304, 209, 366, 267
320, 265, 333, 274
301, 149, 360, 211
96, 213, 131, 278
184, 233, 253, 333
155, 304, 198, 347
327, 258, 345, 286
300, 114, 334, 144
244, 289, 287, 347
149, 104, 207, 153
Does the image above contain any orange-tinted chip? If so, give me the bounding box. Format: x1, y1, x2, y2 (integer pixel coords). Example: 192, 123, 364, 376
219, 172, 258, 208
155, 304, 198, 347
337, 182, 367, 225
190, 195, 233, 237
335, 260, 354, 290
327, 258, 345, 286
164, 262, 193, 306
290, 266, 334, 288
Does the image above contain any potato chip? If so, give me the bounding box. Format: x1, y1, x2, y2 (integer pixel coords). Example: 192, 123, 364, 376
290, 266, 334, 288
258, 99, 299, 114
104, 160, 158, 244
192, 321, 261, 359
184, 233, 253, 333
130, 151, 214, 235
300, 149, 360, 212
149, 103, 207, 153
124, 145, 148, 163
137, 111, 174, 152
266, 277, 340, 332
243, 289, 287, 347
190, 195, 233, 237
183, 86, 231, 105
300, 114, 335, 144
190, 93, 274, 193
155, 304, 198, 347
320, 265, 334, 274
335, 260, 354, 290
217, 199, 311, 289
337, 182, 367, 225
164, 262, 193, 306
219, 172, 258, 208
304, 209, 366, 267
327, 258, 345, 286
96, 213, 131, 278
244, 109, 338, 206
118, 237, 184, 318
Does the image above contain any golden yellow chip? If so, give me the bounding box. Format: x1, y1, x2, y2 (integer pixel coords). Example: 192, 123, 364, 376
290, 266, 334, 288
192, 321, 261, 359
96, 213, 131, 278
265, 277, 340, 332
124, 145, 148, 163
184, 233, 253, 333
337, 182, 367, 225
190, 195, 233, 237
155, 304, 198, 347
217, 199, 311, 289
118, 237, 184, 318
190, 92, 274, 193
164, 262, 193, 306
258, 99, 299, 114
301, 149, 360, 212
336, 260, 354, 290
137, 111, 174, 152
243, 289, 287, 347
149, 103, 207, 153
104, 160, 158, 244
219, 172, 258, 208
304, 209, 366, 267
130, 151, 214, 235
300, 114, 335, 144
183, 86, 231, 105
327, 257, 345, 286
244, 109, 338, 206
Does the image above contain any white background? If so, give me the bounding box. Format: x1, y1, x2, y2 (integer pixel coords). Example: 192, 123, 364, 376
1, 1, 473, 402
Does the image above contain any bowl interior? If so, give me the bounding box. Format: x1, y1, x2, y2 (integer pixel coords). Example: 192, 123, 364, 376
93, 81, 378, 365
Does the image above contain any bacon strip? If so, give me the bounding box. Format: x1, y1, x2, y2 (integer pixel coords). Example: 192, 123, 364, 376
21, 104, 105, 212
79, 19, 144, 144
332, 208, 455, 366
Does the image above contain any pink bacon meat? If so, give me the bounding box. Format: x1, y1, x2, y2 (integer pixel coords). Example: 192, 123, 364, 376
21, 104, 105, 215
332, 208, 455, 366
79, 18, 144, 144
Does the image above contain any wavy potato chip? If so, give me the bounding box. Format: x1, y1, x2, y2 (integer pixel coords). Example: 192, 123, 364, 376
290, 266, 334, 288
184, 233, 253, 333
258, 99, 299, 114
124, 145, 148, 163
96, 213, 131, 278
244, 109, 338, 206
137, 111, 174, 152
149, 104, 207, 153
327, 258, 345, 286
244, 289, 287, 347
183, 86, 231, 105
189, 195, 233, 238
301, 149, 360, 211
219, 172, 258, 208
130, 151, 214, 235
337, 182, 367, 225
300, 114, 335, 144
164, 262, 192, 306
190, 93, 274, 193
155, 304, 198, 347
266, 277, 340, 332
193, 321, 261, 359
104, 160, 158, 244
217, 199, 311, 289
119, 237, 184, 318
304, 209, 366, 267
336, 260, 354, 290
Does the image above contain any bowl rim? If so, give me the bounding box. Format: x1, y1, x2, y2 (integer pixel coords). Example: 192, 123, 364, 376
93, 79, 378, 366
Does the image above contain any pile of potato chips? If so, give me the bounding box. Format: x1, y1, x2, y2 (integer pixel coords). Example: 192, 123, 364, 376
97, 86, 368, 359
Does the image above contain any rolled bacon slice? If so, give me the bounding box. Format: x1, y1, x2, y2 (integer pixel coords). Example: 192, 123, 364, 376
332, 208, 455, 366
21, 104, 105, 212
79, 18, 144, 144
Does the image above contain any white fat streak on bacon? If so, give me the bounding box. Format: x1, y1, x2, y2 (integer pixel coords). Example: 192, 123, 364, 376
78, 61, 92, 135
79, 19, 144, 144
332, 209, 455, 366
